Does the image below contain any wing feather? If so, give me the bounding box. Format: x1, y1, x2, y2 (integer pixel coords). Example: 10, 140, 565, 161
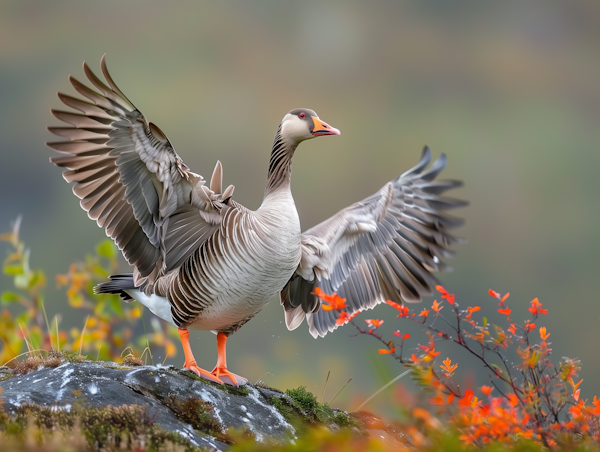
47, 56, 226, 284
280, 147, 467, 338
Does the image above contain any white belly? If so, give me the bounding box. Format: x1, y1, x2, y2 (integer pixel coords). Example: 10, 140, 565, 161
189, 193, 302, 331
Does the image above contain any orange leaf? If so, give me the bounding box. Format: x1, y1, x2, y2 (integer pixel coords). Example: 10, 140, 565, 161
528, 297, 548, 316
393, 331, 410, 340
387, 300, 410, 317
366, 319, 384, 328
466, 306, 480, 319
524, 321, 535, 333
436, 285, 455, 305
480, 385, 493, 396
572, 378, 583, 391
539, 326, 550, 341
497, 308, 511, 316
336, 312, 350, 325
419, 309, 430, 317
431, 300, 443, 312
313, 288, 348, 311
458, 390, 474, 407
440, 357, 458, 376
385, 300, 403, 310
428, 396, 444, 405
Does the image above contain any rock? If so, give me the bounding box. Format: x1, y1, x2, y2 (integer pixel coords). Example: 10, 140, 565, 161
0, 361, 297, 451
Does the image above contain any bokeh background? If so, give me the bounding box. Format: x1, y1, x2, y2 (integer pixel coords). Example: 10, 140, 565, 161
1, 1, 599, 415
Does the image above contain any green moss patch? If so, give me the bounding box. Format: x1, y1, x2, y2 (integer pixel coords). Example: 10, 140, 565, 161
270, 386, 358, 434
178, 369, 250, 396
164, 395, 223, 440
0, 402, 210, 451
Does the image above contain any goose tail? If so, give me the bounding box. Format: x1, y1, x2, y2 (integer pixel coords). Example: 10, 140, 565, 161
94, 273, 136, 302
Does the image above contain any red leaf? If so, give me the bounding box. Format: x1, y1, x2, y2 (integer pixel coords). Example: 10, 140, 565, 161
488, 289, 500, 298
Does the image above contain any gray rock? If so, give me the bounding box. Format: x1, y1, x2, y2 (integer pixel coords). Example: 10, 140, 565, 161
0, 362, 294, 451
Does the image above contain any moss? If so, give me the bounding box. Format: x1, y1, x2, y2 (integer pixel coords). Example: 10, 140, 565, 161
0, 402, 211, 451
122, 355, 144, 366
0, 374, 14, 382
3, 349, 67, 376
0, 401, 7, 427
270, 386, 359, 433
254, 380, 279, 392
62, 351, 87, 363
164, 395, 223, 439
178, 369, 250, 396
270, 396, 305, 431
228, 385, 251, 396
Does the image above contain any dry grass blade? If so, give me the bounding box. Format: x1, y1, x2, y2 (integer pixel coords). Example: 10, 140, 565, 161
356, 369, 411, 411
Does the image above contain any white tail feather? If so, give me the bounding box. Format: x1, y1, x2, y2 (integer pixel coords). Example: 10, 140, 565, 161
124, 289, 175, 326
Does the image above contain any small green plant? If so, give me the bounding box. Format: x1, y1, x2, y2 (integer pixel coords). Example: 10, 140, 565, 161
0, 218, 178, 367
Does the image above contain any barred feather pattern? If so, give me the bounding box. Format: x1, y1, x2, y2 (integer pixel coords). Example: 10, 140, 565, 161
165, 143, 302, 334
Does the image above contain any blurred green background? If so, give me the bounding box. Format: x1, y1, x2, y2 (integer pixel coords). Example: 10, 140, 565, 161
1, 0, 599, 415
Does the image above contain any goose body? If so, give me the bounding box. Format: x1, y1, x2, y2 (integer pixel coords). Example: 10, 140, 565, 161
123, 194, 301, 333
47, 57, 466, 386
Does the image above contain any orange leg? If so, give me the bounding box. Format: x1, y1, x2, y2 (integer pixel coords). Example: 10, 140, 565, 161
211, 332, 248, 387
178, 328, 223, 384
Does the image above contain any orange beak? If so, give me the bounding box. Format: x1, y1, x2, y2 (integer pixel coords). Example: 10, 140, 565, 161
311, 117, 341, 136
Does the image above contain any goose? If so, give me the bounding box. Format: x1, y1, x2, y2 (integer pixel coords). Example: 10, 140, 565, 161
47, 56, 466, 387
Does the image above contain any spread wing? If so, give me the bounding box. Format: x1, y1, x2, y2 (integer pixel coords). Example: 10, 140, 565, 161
47, 55, 234, 285
280, 147, 466, 338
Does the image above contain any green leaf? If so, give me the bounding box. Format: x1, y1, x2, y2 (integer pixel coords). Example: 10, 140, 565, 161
28, 269, 46, 290
1, 291, 21, 304
3, 264, 23, 275
482, 317, 488, 327
96, 240, 116, 259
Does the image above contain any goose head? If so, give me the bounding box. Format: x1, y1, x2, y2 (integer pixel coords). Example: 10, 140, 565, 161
280, 108, 340, 145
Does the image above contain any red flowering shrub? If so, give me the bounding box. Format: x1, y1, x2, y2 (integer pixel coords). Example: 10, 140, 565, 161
324, 286, 598, 448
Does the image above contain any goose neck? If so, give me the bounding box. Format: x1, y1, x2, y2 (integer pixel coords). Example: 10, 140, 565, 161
264, 128, 296, 197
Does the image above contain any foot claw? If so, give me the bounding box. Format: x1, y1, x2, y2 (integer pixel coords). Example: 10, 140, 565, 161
184, 362, 224, 384
212, 367, 248, 387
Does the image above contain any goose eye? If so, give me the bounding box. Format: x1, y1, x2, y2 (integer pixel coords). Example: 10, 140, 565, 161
298, 113, 305, 119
